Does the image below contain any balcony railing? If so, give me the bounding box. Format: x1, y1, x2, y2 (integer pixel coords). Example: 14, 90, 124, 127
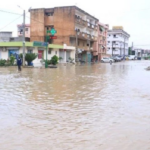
75, 17, 87, 26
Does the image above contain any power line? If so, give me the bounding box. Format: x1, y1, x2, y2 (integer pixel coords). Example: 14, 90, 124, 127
0, 15, 23, 31
0, 9, 21, 15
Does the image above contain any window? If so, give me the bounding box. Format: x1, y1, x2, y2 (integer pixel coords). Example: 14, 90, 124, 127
48, 48, 52, 54
25, 28, 28, 31
45, 12, 54, 16
78, 41, 80, 46
109, 35, 111, 36
108, 41, 110, 43
27, 49, 33, 53
87, 43, 89, 46
55, 51, 57, 55
114, 34, 116, 38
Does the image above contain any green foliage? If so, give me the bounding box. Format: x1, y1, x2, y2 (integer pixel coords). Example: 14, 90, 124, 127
68, 57, 74, 63
0, 59, 6, 66
51, 55, 58, 65
59, 57, 63, 60
25, 53, 37, 65
10, 55, 15, 65
42, 59, 51, 65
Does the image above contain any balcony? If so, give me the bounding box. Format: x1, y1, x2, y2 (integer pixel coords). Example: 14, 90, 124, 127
75, 17, 87, 27
87, 23, 97, 31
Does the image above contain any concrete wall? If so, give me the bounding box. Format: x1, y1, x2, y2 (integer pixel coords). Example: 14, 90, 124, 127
107, 32, 129, 56
30, 7, 75, 45
30, 9, 45, 42
0, 47, 75, 64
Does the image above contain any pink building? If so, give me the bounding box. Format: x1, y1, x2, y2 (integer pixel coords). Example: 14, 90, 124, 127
93, 22, 109, 61
17, 24, 30, 38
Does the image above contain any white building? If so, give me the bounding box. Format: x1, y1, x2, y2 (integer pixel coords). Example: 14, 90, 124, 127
0, 32, 12, 42
0, 42, 75, 67
107, 27, 130, 56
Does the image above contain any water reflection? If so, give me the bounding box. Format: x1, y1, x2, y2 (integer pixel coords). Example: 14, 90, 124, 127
0, 61, 150, 150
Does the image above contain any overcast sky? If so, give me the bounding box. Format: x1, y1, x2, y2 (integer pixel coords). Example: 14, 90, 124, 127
0, 0, 150, 49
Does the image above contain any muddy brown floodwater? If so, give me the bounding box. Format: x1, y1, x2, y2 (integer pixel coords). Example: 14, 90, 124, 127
0, 61, 150, 150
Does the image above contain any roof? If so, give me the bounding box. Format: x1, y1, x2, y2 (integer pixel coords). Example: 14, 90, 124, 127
0, 31, 12, 33
108, 29, 130, 37
0, 42, 63, 49
30, 6, 99, 21
17, 24, 30, 27
99, 22, 109, 29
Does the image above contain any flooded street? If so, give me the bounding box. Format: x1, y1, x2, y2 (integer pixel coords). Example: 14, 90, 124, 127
0, 61, 150, 150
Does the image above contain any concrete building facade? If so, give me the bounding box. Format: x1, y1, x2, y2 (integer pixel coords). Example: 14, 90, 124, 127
107, 26, 130, 56
0, 32, 12, 42
17, 24, 30, 38
29, 6, 99, 62
93, 22, 109, 61
0, 42, 75, 65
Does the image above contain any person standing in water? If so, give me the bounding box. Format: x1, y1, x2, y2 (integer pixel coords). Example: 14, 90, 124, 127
17, 56, 22, 71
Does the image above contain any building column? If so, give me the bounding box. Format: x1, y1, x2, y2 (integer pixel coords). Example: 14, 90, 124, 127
64, 50, 66, 63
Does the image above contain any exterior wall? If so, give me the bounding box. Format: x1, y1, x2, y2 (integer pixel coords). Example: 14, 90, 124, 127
94, 23, 108, 61
0, 32, 12, 42
51, 7, 75, 45
107, 29, 130, 56
17, 24, 30, 38
30, 9, 45, 42
30, 7, 75, 45
30, 6, 99, 62
0, 46, 75, 64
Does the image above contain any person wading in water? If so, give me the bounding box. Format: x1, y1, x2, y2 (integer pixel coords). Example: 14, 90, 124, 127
17, 56, 22, 71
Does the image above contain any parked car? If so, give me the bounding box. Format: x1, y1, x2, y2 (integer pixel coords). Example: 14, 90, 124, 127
128, 55, 136, 60
115, 56, 122, 61
117, 56, 124, 60
101, 57, 114, 63
111, 56, 121, 62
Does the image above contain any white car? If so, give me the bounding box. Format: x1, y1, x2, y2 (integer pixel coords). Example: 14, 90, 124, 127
128, 55, 136, 60
101, 57, 114, 63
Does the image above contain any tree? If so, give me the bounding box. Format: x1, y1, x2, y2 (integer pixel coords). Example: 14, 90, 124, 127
25, 53, 37, 66
51, 55, 58, 65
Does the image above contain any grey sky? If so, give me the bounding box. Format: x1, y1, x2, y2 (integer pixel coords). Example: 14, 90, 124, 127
0, 0, 150, 49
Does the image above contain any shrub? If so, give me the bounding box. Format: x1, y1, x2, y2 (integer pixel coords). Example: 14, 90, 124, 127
10, 55, 15, 65
25, 53, 37, 66
0, 59, 6, 66
51, 55, 58, 65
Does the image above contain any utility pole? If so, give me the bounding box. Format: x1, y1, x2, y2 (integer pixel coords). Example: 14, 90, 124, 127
22, 10, 25, 66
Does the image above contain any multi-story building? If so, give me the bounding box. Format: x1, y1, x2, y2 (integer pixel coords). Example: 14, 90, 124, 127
17, 24, 30, 38
29, 6, 99, 62
93, 22, 109, 61
107, 26, 130, 56
0, 32, 12, 42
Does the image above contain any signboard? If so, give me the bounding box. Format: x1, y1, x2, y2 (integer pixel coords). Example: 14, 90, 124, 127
50, 36, 57, 39
47, 28, 57, 35
33, 41, 48, 47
